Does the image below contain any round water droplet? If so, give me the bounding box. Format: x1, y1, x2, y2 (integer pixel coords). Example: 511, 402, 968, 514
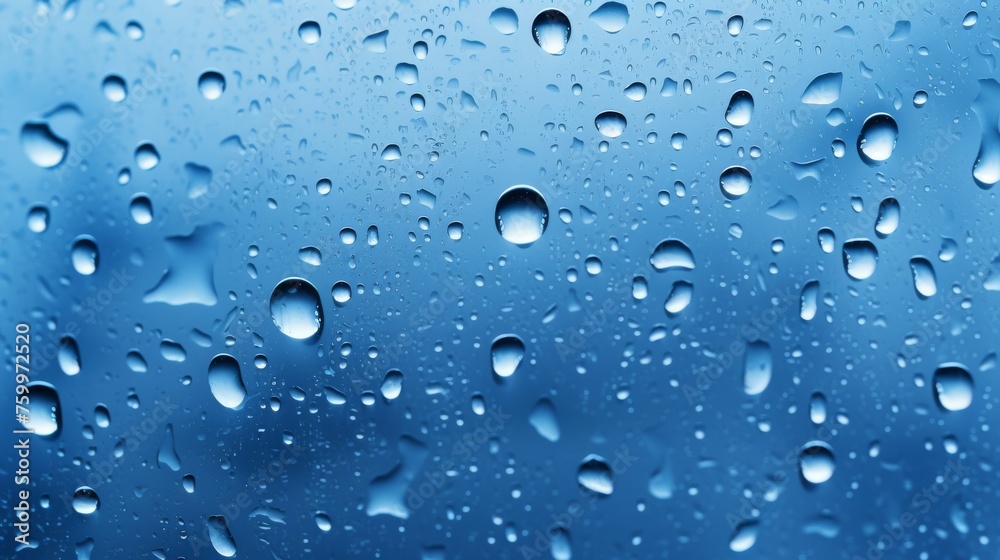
27, 205, 49, 233
857, 113, 898, 165
913, 90, 928, 107
491, 334, 525, 378
270, 278, 323, 340
71, 236, 99, 275
495, 185, 548, 246
332, 281, 352, 304
532, 9, 571, 55
340, 227, 358, 244
198, 70, 226, 100
134, 142, 160, 170
125, 20, 144, 40
800, 441, 836, 484
595, 111, 627, 138
208, 354, 247, 409
649, 239, 695, 271
102, 74, 128, 102
21, 122, 68, 168
720, 165, 752, 199
933, 363, 973, 412
21, 381, 60, 437
577, 455, 614, 495
129, 194, 153, 224
725, 90, 754, 127
298, 21, 321, 44
727, 15, 744, 36
589, 1, 629, 33
72, 486, 100, 514
489, 8, 519, 35
842, 239, 878, 280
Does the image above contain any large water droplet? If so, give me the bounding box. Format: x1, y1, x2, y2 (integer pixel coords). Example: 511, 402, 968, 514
909, 257, 938, 298
298, 21, 321, 44
198, 70, 226, 100
495, 185, 548, 246
727, 15, 744, 37
72, 486, 100, 515
130, 194, 153, 224
664, 280, 694, 316
380, 369, 404, 400
71, 236, 99, 275
720, 165, 752, 199
134, 142, 160, 170
489, 8, 518, 35
800, 280, 819, 321
800, 441, 836, 484
589, 2, 629, 33
801, 72, 843, 105
725, 90, 754, 127
21, 122, 68, 168
208, 354, 247, 409
595, 111, 627, 138
577, 455, 614, 495
857, 113, 898, 165
270, 278, 323, 340
729, 520, 759, 552
58, 335, 81, 375
207, 515, 237, 557
21, 381, 60, 437
27, 205, 49, 233
743, 341, 772, 395
874, 197, 900, 237
491, 334, 525, 378
933, 363, 973, 412
102, 74, 128, 102
649, 239, 695, 271
842, 239, 878, 280
971, 79, 1000, 189
532, 9, 571, 55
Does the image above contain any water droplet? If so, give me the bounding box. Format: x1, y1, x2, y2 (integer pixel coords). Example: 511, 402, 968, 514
909, 257, 937, 298
595, 111, 627, 138
157, 423, 182, 470
27, 205, 49, 233
727, 15, 744, 36
743, 341, 772, 395
809, 392, 827, 424
198, 70, 226, 100
58, 336, 81, 375
720, 165, 752, 199
857, 113, 898, 165
315, 512, 333, 531
495, 185, 548, 246
207, 515, 237, 557
332, 281, 352, 304
649, 239, 695, 271
532, 9, 571, 55
298, 246, 322, 266
971, 79, 1000, 189
491, 334, 525, 378
913, 90, 928, 108
817, 228, 835, 254
801, 72, 843, 105
664, 280, 694, 316
632, 276, 648, 300
963, 10, 978, 29
489, 8, 518, 35
729, 520, 758, 552
584, 255, 602, 275
577, 455, 614, 495
874, 197, 899, 237
270, 278, 323, 340
340, 227, 358, 244
134, 142, 160, 170
933, 363, 973, 411
72, 486, 100, 515
381, 144, 401, 160
380, 369, 404, 400
529, 398, 560, 442
589, 1, 629, 33
21, 122, 68, 168
71, 236, 99, 275
129, 194, 153, 224
447, 221, 464, 240
725, 90, 754, 127
21, 382, 60, 437
410, 93, 425, 111
842, 239, 878, 280
800, 441, 836, 484
624, 81, 647, 101
102, 74, 127, 102
207, 354, 247, 409
800, 280, 819, 321
298, 21, 321, 44
394, 63, 418, 85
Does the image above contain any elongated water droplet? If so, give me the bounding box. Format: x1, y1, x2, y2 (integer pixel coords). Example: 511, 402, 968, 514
664, 280, 694, 316
529, 398, 560, 442
489, 8, 518, 35
577, 455, 614, 495
270, 278, 323, 340
933, 363, 973, 412
743, 341, 772, 395
207, 515, 237, 557
59, 335, 81, 375
491, 334, 525, 378
874, 197, 899, 237
649, 239, 695, 271
208, 354, 247, 409
800, 280, 819, 321
71, 236, 99, 275
729, 520, 759, 552
380, 369, 403, 400
857, 113, 898, 165
725, 90, 754, 127
809, 392, 827, 424
817, 228, 836, 254
909, 257, 937, 298
842, 239, 878, 280
495, 185, 548, 246
801, 72, 843, 105
21, 381, 60, 437
971, 79, 1000, 189
532, 10, 571, 55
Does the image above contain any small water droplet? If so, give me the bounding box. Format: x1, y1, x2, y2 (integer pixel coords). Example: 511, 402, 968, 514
589, 1, 629, 33
207, 515, 238, 557
380, 369, 404, 400
27, 205, 49, 233
727, 15, 744, 36
208, 354, 247, 409
102, 74, 128, 102
909, 257, 938, 298
332, 281, 352, 305
134, 142, 160, 170
298, 21, 321, 44
664, 280, 694, 316
729, 520, 759, 552
743, 341, 772, 395
21, 122, 68, 168
874, 197, 899, 237
129, 194, 153, 224
801, 72, 843, 105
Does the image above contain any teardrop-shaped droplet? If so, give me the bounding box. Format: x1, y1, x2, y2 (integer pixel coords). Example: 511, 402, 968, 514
800, 441, 836, 484
933, 363, 973, 412
269, 278, 323, 340
649, 239, 695, 271
491, 334, 525, 378
532, 9, 571, 55
71, 236, 99, 275
743, 341, 772, 395
207, 515, 237, 557
874, 197, 899, 237
529, 398, 560, 442
857, 113, 898, 165
208, 354, 247, 409
909, 257, 938, 298
725, 90, 754, 127
589, 2, 629, 33
842, 239, 878, 280
729, 520, 759, 552
595, 111, 627, 138
21, 122, 68, 168
495, 185, 548, 246
720, 165, 752, 199
577, 455, 614, 495
664, 280, 694, 316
